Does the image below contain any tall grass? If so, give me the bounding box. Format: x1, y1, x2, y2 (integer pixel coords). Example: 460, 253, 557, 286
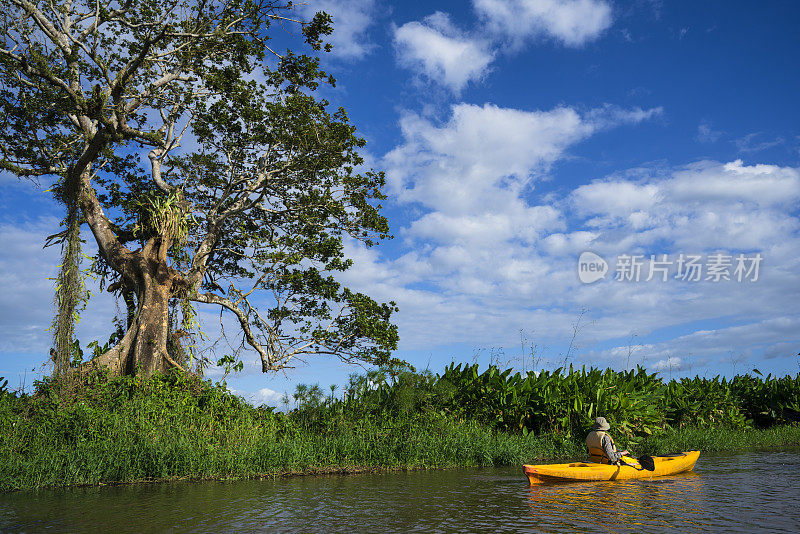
636, 425, 800, 455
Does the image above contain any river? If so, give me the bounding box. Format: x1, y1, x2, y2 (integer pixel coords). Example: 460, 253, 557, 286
2, 450, 799, 533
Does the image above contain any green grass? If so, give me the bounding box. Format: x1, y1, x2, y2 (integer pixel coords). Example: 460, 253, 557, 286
634, 425, 800, 455
0, 402, 581, 490
1, 371, 798, 491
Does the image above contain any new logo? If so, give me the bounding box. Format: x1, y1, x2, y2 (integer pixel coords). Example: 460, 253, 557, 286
578, 251, 608, 284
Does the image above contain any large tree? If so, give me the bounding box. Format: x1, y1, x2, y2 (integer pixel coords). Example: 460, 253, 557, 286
0, 0, 398, 376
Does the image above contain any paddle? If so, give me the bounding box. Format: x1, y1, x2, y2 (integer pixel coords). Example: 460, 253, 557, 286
638, 455, 655, 471
620, 454, 655, 471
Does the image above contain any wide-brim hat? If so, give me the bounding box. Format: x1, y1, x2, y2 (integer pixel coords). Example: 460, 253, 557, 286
593, 417, 611, 431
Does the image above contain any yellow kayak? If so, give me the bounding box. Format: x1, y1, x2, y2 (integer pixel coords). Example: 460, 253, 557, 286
524, 451, 700, 484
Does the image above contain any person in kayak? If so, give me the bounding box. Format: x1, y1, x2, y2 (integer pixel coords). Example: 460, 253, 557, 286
585, 416, 629, 465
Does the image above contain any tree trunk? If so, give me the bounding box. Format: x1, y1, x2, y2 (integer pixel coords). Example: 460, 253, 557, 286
83, 240, 179, 377
129, 266, 171, 375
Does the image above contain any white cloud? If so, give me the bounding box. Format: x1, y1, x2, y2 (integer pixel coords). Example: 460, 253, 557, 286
474, 0, 614, 48
651, 356, 685, 372
573, 181, 661, 216
298, 0, 377, 60
696, 120, 722, 143
672, 160, 800, 206
0, 218, 117, 355
392, 1, 617, 92
571, 160, 800, 251
254, 387, 285, 405
0, 219, 61, 353
587, 317, 800, 374
385, 103, 660, 214
668, 318, 800, 354
734, 132, 785, 154
393, 12, 494, 94
542, 230, 599, 255
583, 104, 663, 129
231, 386, 284, 406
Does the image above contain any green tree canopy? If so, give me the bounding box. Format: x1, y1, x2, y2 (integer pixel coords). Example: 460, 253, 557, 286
0, 0, 398, 376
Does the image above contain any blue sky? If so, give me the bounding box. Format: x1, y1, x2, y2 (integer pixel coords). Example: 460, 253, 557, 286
2, 0, 799, 405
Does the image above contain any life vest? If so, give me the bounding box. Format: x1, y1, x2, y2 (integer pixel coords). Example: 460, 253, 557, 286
585, 430, 614, 464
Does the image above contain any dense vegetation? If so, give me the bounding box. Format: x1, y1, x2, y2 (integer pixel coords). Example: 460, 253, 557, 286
1, 365, 799, 491
360, 363, 800, 439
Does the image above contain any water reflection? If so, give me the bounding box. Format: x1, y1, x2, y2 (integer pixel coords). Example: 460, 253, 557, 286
526, 473, 706, 533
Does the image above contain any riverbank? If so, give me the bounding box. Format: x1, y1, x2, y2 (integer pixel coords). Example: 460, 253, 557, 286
1, 370, 799, 491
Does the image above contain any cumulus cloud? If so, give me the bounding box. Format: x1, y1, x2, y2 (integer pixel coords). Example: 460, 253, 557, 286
393, 12, 494, 94
254, 387, 285, 405
340, 102, 800, 373
474, 0, 614, 48
392, 1, 615, 92
385, 103, 660, 213
298, 0, 378, 60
